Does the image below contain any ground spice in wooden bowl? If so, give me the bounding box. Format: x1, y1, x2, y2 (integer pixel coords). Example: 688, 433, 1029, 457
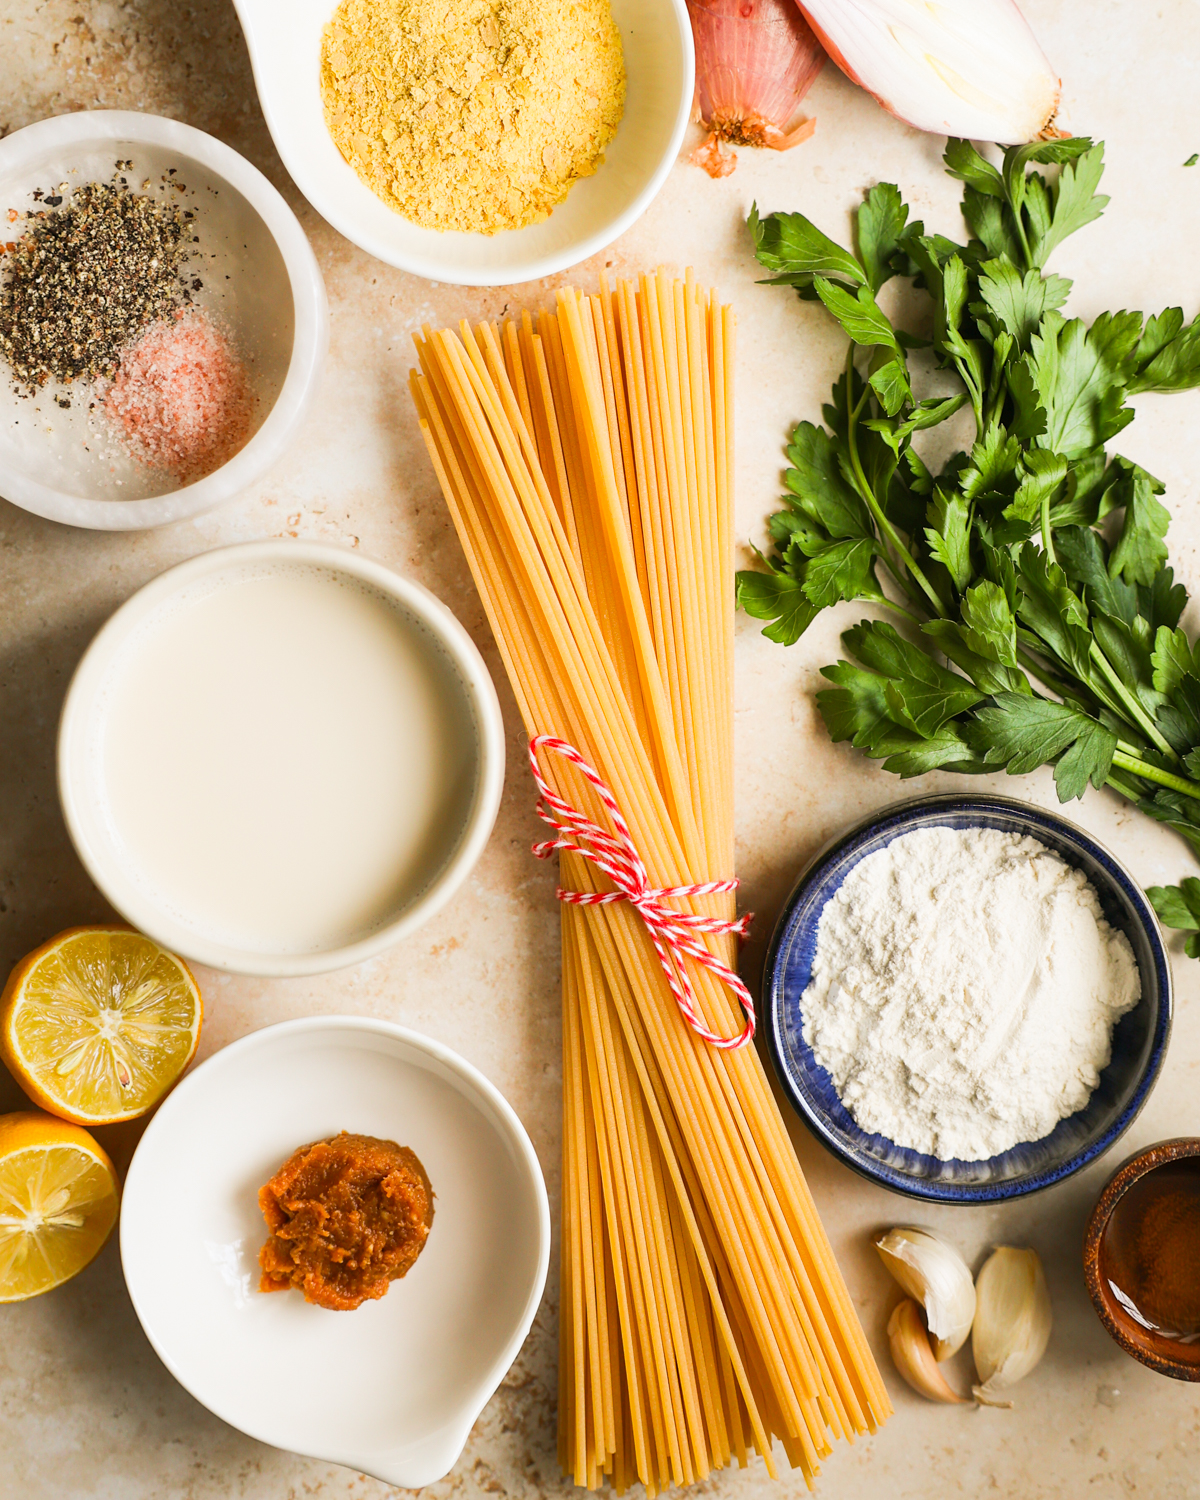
320, 0, 626, 234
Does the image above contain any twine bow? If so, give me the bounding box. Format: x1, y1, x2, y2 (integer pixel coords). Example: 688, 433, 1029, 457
528, 735, 755, 1050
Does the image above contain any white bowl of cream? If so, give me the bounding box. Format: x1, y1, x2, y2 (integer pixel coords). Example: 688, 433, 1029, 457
58, 540, 505, 975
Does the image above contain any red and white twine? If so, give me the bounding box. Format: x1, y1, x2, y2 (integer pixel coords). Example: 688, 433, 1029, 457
528, 735, 755, 1050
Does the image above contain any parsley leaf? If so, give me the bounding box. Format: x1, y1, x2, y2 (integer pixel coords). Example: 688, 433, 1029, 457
734, 569, 818, 646
924, 488, 973, 592
1151, 626, 1200, 696
749, 205, 866, 289
866, 394, 968, 459
943, 139, 1005, 198
961, 579, 1020, 663
814, 279, 903, 352
1125, 314, 1200, 395
1014, 545, 1092, 678
1140, 567, 1188, 633
802, 538, 882, 609
1054, 523, 1138, 623
1027, 144, 1109, 267
743, 141, 1200, 952
856, 183, 909, 293
965, 695, 1116, 800
1107, 458, 1170, 586
866, 348, 912, 417
1007, 448, 1067, 522
976, 260, 1071, 350
1146, 878, 1200, 957
816, 657, 985, 774
961, 423, 1022, 501
784, 423, 873, 538
1025, 312, 1137, 458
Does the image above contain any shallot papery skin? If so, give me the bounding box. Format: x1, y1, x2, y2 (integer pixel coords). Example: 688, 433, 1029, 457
687, 0, 824, 178
794, 0, 1060, 144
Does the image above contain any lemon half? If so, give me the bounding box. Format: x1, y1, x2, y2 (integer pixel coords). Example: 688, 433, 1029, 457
0, 927, 202, 1125
0, 1111, 120, 1301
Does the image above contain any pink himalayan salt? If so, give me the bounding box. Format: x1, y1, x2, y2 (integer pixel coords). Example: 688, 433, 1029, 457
103, 309, 255, 483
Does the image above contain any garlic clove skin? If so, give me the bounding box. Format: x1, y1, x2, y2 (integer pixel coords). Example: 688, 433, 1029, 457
792, 0, 1061, 145
887, 1298, 969, 1404
875, 1227, 976, 1360
971, 1246, 1052, 1406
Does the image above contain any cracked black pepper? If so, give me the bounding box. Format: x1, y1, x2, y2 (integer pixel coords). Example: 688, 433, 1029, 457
0, 173, 196, 399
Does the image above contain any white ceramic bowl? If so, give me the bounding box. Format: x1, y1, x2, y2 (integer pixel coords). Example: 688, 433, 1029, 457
232, 0, 693, 285
0, 111, 328, 529
120, 1016, 551, 1487
58, 540, 505, 976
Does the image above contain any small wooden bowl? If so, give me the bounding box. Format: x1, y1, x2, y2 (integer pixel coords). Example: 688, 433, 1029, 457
1083, 1138, 1200, 1381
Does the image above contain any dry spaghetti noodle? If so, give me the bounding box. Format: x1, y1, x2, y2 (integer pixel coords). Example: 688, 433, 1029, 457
409, 269, 890, 1493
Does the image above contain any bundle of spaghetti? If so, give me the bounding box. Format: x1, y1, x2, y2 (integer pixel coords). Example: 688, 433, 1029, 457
409, 268, 890, 1494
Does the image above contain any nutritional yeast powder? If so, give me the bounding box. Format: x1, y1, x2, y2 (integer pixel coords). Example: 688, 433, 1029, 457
320, 0, 626, 234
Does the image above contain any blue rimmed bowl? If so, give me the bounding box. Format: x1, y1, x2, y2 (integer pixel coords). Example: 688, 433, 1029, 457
762, 794, 1173, 1203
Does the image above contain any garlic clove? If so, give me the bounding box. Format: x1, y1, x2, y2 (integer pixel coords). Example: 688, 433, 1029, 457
971, 1246, 1052, 1406
793, 0, 1060, 145
887, 1299, 969, 1404
876, 1227, 976, 1360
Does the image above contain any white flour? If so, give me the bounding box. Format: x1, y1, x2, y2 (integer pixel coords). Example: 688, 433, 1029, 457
801, 825, 1141, 1161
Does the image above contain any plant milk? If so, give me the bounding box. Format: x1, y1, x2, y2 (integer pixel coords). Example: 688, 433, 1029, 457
100, 566, 476, 953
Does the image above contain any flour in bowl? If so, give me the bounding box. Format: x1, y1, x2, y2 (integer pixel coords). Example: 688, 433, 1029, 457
800, 825, 1141, 1161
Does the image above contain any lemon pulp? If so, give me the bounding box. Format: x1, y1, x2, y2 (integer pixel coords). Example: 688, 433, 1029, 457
1, 927, 202, 1125
0, 1115, 119, 1301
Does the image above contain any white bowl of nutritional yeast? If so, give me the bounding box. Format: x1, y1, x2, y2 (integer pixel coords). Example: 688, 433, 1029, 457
58, 541, 505, 975
231, 0, 692, 285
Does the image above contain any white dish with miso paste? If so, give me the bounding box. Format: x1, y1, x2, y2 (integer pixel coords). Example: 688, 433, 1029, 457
58, 540, 504, 975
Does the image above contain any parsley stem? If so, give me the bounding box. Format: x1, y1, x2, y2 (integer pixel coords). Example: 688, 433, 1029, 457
876, 588, 923, 627
1011, 206, 1034, 273
1040, 492, 1056, 564
1111, 749, 1200, 803
1088, 641, 1179, 763
1014, 647, 1091, 710
957, 360, 984, 436
844, 347, 948, 618
1105, 767, 1150, 805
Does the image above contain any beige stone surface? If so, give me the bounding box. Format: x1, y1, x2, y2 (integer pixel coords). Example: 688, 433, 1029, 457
3, 0, 1200, 1495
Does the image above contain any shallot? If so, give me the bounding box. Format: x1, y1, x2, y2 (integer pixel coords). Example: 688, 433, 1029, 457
793, 0, 1061, 144
687, 0, 824, 178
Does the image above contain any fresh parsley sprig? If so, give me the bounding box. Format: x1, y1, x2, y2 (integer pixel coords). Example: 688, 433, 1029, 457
738, 139, 1200, 948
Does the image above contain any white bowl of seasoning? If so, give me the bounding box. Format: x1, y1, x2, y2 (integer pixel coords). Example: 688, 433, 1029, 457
231, 0, 693, 285
121, 1015, 551, 1488
0, 110, 327, 530
58, 540, 505, 975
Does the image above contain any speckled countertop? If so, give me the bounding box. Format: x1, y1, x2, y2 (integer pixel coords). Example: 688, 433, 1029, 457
3, 2, 1200, 1497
